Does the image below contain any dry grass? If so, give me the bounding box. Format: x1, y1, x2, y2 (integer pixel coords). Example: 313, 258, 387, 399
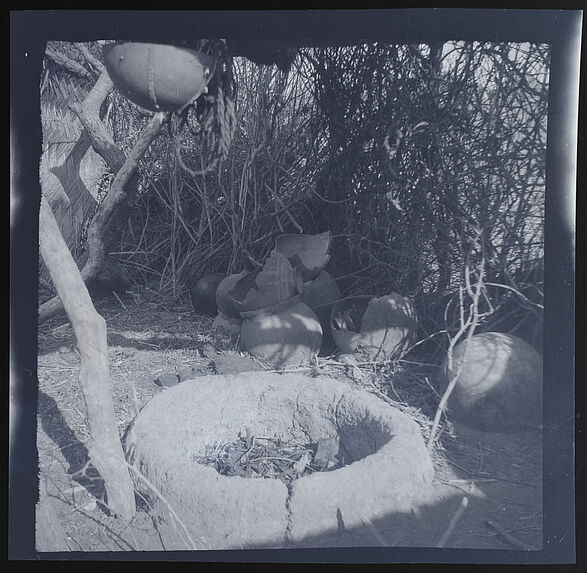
36, 291, 541, 551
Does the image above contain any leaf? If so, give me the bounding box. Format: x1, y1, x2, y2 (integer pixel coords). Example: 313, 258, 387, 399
293, 450, 312, 477
339, 354, 365, 380
314, 436, 340, 469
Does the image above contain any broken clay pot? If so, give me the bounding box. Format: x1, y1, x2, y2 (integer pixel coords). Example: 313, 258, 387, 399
331, 293, 418, 361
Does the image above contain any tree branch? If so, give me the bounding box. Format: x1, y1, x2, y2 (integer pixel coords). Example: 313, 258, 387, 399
74, 42, 105, 76
70, 71, 125, 173
81, 112, 166, 280
428, 237, 486, 449
39, 69, 166, 324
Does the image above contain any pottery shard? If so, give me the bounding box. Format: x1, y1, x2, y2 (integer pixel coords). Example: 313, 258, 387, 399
275, 231, 332, 282
155, 372, 179, 387
231, 250, 300, 312
212, 354, 263, 375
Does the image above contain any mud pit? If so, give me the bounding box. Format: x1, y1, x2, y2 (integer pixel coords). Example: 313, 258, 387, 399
123, 373, 434, 549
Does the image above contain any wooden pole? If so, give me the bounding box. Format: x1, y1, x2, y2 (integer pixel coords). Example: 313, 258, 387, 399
38, 195, 136, 521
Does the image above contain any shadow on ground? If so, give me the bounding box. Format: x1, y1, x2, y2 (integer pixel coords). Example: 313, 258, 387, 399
283, 421, 543, 550
38, 332, 205, 356
145, 420, 542, 552
38, 391, 107, 510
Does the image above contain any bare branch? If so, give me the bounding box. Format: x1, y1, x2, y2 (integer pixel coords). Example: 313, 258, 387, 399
74, 42, 105, 75
70, 70, 125, 173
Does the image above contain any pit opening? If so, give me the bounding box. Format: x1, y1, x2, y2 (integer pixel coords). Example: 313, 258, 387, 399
182, 380, 396, 485
191, 412, 392, 486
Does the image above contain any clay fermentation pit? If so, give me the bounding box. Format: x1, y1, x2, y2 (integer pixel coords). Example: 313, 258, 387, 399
123, 372, 434, 549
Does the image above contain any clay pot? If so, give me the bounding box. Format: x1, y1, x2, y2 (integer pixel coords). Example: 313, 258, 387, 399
275, 231, 332, 282
103, 42, 216, 112
190, 273, 226, 315
300, 271, 341, 347
216, 272, 247, 320
441, 332, 543, 430
331, 293, 418, 361
86, 256, 131, 299
229, 250, 303, 314
211, 313, 243, 338
240, 296, 323, 368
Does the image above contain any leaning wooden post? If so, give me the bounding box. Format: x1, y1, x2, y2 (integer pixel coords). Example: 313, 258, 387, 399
38, 195, 136, 521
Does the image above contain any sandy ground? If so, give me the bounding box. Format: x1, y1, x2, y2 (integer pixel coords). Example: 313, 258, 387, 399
35, 292, 542, 553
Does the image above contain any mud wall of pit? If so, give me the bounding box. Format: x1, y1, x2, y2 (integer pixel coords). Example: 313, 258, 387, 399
123, 372, 434, 549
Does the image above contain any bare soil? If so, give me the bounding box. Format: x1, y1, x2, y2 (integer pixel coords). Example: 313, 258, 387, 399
36, 290, 542, 553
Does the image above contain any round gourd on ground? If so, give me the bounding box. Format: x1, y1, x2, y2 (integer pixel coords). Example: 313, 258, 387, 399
442, 332, 543, 430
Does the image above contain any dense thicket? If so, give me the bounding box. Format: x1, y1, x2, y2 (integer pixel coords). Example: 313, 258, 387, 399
41, 40, 548, 348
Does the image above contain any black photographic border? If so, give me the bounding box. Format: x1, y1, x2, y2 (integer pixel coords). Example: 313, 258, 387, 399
9, 7, 580, 566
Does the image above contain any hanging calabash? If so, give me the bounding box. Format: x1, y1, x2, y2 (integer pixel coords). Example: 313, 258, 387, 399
102, 42, 216, 113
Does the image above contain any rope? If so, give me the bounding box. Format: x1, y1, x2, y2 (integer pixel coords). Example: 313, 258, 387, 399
174, 40, 237, 176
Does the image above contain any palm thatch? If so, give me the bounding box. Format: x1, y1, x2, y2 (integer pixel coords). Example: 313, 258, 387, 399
39, 55, 107, 289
